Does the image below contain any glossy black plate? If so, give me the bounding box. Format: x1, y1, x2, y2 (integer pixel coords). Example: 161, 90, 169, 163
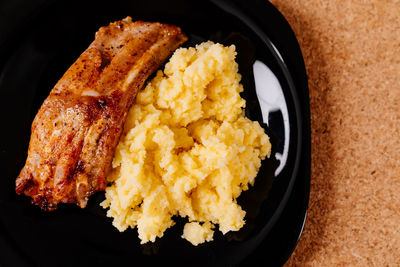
0, 0, 310, 266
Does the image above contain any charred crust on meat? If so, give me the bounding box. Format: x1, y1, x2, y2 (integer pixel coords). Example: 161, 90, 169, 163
97, 98, 107, 109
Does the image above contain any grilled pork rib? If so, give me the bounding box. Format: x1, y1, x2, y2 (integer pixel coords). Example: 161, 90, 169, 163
15, 17, 187, 211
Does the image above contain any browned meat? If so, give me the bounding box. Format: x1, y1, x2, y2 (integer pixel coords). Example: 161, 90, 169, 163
15, 17, 187, 211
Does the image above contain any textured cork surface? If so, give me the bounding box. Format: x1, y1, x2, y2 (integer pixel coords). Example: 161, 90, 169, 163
267, 0, 400, 266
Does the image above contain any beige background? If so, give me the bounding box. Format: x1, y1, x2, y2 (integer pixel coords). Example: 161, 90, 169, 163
267, 0, 400, 266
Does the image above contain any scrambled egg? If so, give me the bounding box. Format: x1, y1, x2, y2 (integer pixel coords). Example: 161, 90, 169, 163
101, 42, 271, 245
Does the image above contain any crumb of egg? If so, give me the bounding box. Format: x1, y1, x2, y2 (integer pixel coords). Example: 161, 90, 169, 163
101, 41, 271, 245
182, 222, 214, 246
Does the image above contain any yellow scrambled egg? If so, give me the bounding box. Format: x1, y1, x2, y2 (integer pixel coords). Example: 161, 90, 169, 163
101, 42, 271, 245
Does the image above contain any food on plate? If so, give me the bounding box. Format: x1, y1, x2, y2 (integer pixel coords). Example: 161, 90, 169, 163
15, 17, 187, 211
182, 222, 214, 246
101, 42, 271, 245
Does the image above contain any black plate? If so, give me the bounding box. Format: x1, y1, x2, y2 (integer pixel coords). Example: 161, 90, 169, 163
0, 0, 310, 266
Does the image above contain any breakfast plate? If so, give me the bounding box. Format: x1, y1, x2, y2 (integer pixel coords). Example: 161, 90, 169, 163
0, 0, 310, 266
